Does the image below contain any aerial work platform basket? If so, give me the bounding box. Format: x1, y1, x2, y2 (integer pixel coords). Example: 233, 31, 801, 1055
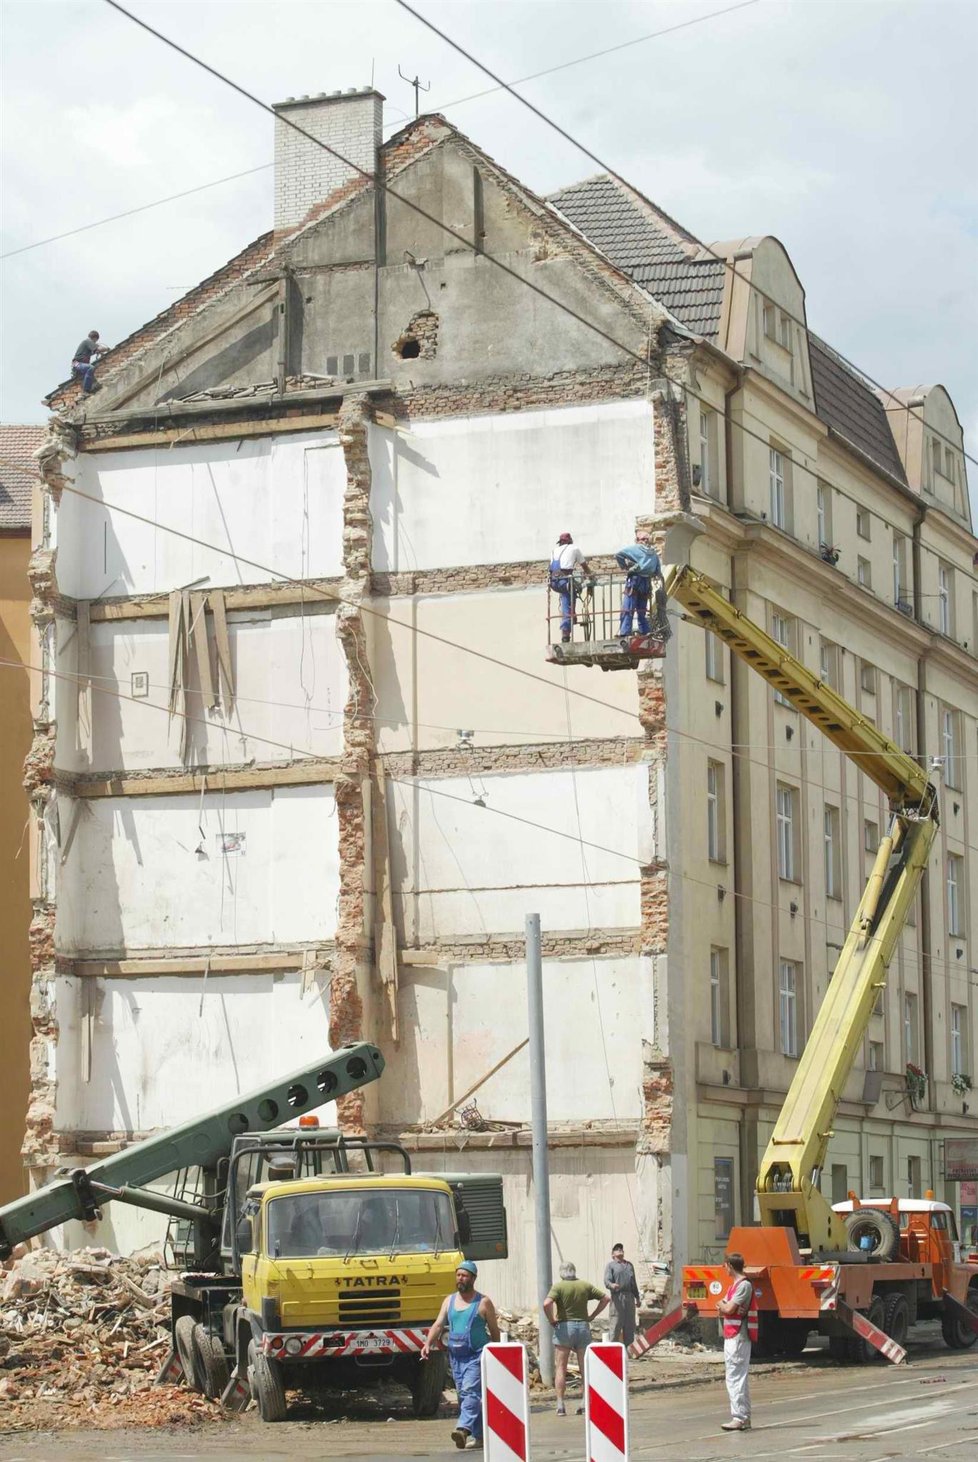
545, 571, 671, 671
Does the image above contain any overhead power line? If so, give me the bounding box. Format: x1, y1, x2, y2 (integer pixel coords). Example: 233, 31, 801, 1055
393, 0, 978, 472
94, 0, 978, 567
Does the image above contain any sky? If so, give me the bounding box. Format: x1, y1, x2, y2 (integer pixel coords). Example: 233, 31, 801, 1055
2, 0, 976, 515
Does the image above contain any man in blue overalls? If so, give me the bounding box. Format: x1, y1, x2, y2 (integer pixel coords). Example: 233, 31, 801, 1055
420, 1260, 501, 1450
549, 532, 590, 643
615, 531, 663, 636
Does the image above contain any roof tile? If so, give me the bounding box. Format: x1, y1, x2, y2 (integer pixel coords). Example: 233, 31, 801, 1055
0, 424, 44, 531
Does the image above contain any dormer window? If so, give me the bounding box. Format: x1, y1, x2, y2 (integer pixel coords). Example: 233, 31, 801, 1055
764, 302, 791, 349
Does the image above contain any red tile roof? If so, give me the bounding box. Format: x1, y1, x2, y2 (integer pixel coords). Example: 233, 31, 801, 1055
0, 424, 45, 531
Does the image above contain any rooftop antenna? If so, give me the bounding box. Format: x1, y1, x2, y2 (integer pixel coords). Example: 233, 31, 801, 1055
398, 64, 431, 117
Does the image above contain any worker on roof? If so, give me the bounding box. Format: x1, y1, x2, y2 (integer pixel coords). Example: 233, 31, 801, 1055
615, 531, 662, 637
549, 532, 591, 644
71, 331, 109, 394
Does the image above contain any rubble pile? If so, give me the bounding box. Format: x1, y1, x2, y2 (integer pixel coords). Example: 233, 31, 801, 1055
0, 1247, 218, 1431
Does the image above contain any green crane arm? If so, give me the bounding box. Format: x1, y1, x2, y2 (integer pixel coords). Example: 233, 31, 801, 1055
0, 1044, 384, 1258
664, 564, 938, 1253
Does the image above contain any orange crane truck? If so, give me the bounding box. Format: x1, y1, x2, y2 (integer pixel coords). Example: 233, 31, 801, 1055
636, 566, 978, 1364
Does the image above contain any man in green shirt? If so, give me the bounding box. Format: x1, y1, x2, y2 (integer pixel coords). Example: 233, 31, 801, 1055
543, 1262, 609, 1416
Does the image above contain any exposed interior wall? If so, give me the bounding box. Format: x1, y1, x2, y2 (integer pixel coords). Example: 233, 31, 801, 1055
0, 533, 33, 1202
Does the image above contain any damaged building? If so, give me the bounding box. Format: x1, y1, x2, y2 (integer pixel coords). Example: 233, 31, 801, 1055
24, 88, 977, 1307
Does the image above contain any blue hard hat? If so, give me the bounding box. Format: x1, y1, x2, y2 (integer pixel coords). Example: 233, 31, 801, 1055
457, 1260, 478, 1276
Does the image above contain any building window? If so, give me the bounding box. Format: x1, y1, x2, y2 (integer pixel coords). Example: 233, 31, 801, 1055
771, 612, 794, 707
776, 784, 798, 880
856, 507, 871, 540
707, 760, 725, 862
705, 630, 724, 684
857, 555, 872, 589
904, 992, 918, 1065
942, 708, 960, 789
938, 562, 953, 636
816, 483, 833, 553
763, 302, 789, 347
714, 1156, 735, 1239
860, 660, 876, 696
779, 960, 799, 1057
869, 1154, 885, 1192
699, 408, 717, 496
769, 448, 788, 528
819, 639, 840, 690
824, 805, 841, 899
831, 1164, 849, 1204
893, 684, 914, 753
864, 818, 879, 853
947, 854, 964, 937
951, 1004, 965, 1077
893, 534, 909, 611
907, 1156, 921, 1200
710, 948, 728, 1048
869, 1040, 884, 1073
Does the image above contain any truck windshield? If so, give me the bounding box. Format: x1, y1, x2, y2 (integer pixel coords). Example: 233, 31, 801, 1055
266, 1188, 456, 1258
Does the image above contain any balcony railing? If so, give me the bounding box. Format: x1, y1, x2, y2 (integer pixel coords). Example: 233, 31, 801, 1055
545, 571, 671, 671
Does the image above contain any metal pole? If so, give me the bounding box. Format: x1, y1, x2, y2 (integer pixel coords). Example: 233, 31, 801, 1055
526, 913, 554, 1386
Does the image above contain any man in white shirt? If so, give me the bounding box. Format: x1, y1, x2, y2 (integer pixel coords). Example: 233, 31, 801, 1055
549, 532, 590, 643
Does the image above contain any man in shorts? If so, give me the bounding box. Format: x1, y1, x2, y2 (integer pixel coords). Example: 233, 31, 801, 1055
543, 1261, 609, 1416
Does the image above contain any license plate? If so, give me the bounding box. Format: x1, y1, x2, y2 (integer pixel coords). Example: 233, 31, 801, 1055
358, 1335, 385, 1352
686, 1284, 707, 1298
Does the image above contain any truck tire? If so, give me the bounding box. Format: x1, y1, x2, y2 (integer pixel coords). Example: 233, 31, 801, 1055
846, 1296, 884, 1364
843, 1209, 900, 1261
882, 1292, 909, 1349
250, 1345, 288, 1423
411, 1350, 448, 1418
192, 1322, 230, 1399
827, 1335, 848, 1362
765, 1317, 809, 1357
941, 1287, 978, 1350
174, 1314, 204, 1392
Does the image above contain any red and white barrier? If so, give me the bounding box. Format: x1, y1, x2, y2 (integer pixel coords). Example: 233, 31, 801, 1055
481, 1341, 530, 1461
584, 1342, 629, 1462
837, 1300, 907, 1364
629, 1302, 685, 1358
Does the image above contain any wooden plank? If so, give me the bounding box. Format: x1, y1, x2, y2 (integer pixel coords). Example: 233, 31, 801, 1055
189, 591, 216, 709
210, 589, 235, 713
87, 411, 339, 453
90, 579, 340, 623
72, 949, 331, 978
73, 759, 344, 799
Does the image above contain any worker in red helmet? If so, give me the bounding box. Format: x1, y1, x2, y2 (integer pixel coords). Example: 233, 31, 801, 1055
549, 532, 590, 644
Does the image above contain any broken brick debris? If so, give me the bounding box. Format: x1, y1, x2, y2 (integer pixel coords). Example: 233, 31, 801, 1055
0, 1246, 220, 1432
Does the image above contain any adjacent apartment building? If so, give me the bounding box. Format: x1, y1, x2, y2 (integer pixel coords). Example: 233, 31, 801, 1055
0, 425, 43, 1203
27, 90, 976, 1304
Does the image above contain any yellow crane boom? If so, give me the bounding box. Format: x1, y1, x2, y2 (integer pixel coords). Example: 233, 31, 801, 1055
663, 564, 939, 1254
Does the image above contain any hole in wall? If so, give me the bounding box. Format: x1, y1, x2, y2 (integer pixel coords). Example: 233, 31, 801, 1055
397, 337, 421, 359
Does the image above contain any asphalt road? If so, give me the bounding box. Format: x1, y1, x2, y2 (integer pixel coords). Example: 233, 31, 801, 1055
3, 1332, 977, 1461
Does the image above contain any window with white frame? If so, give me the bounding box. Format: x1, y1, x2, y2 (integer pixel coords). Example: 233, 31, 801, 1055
772, 611, 794, 706
869, 1040, 884, 1073
864, 818, 879, 854
779, 960, 799, 1057
769, 447, 788, 528
707, 760, 725, 862
710, 947, 728, 1047
856, 507, 871, 540
817, 484, 831, 550
894, 683, 914, 753
893, 534, 909, 609
705, 630, 724, 684
776, 784, 798, 880
947, 854, 964, 936
904, 992, 918, 1065
819, 639, 840, 690
860, 660, 876, 696
857, 555, 872, 588
869, 1154, 885, 1192
938, 562, 953, 636
942, 708, 960, 789
951, 1004, 965, 1077
699, 408, 717, 496
824, 805, 841, 899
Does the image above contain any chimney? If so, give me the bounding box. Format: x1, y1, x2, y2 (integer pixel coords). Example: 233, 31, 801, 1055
272, 87, 384, 233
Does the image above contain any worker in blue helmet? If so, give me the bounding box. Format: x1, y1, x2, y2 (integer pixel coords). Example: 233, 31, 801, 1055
421, 1260, 500, 1450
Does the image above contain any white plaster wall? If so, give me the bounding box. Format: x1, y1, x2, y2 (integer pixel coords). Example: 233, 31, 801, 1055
369, 400, 655, 572
56, 611, 347, 772
55, 435, 345, 599
52, 971, 336, 1131
387, 955, 649, 1125
389, 765, 650, 941
368, 587, 641, 753
414, 1147, 651, 1314
55, 785, 339, 952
